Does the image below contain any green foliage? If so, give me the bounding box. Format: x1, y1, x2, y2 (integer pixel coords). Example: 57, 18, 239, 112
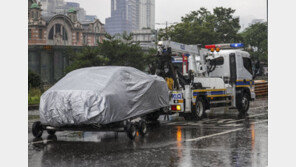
65, 46, 109, 73
28, 88, 42, 105
240, 22, 268, 62
158, 7, 241, 45
28, 70, 41, 89
66, 33, 157, 73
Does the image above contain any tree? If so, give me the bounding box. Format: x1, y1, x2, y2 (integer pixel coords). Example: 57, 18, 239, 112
158, 7, 241, 45
240, 22, 267, 62
66, 33, 157, 73
65, 46, 109, 73
28, 70, 41, 89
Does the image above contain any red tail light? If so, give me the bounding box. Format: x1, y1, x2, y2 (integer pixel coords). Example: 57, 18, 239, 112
171, 105, 177, 110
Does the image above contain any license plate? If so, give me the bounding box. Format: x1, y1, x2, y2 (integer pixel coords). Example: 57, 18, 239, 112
172, 93, 182, 100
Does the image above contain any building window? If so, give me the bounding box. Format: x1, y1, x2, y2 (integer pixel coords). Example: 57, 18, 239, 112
83, 34, 87, 45
62, 27, 68, 40
28, 29, 32, 39
39, 29, 43, 39
48, 27, 54, 40
31, 11, 34, 19
55, 24, 61, 34
76, 32, 80, 42
48, 24, 68, 41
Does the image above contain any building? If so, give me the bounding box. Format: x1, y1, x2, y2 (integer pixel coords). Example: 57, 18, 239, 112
64, 2, 86, 22
105, 0, 155, 35
28, 2, 106, 84
40, 0, 88, 22
137, 0, 155, 30
39, 0, 65, 14
85, 15, 97, 22
132, 29, 157, 49
105, 0, 138, 35
29, 0, 37, 8
28, 3, 105, 46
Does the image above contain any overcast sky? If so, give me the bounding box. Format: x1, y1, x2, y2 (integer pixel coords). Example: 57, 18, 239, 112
65, 0, 267, 30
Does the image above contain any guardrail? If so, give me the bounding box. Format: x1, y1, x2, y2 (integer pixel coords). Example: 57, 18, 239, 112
254, 80, 268, 97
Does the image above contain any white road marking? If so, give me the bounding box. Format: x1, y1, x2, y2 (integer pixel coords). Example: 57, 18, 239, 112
217, 119, 233, 123
185, 128, 243, 142
252, 119, 268, 124
29, 139, 53, 145
221, 124, 242, 127
184, 119, 268, 142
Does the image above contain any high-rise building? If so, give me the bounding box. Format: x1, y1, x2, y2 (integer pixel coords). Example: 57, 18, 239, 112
105, 0, 155, 35
105, 0, 138, 35
137, 0, 155, 30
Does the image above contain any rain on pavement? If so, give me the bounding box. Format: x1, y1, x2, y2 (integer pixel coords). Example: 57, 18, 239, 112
28, 98, 268, 167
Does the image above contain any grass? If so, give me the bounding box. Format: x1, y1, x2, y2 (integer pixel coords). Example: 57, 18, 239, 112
28, 88, 42, 105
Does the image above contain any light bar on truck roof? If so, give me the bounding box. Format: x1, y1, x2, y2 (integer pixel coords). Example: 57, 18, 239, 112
230, 43, 244, 48
204, 43, 244, 49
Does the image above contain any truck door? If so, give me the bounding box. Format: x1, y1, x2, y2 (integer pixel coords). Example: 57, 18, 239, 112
229, 53, 237, 83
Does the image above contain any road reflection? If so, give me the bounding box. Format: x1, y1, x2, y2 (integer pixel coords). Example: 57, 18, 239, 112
29, 113, 267, 167
176, 126, 183, 159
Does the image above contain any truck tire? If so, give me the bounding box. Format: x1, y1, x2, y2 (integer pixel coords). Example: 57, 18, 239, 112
139, 121, 147, 136
32, 121, 43, 138
237, 93, 250, 115
192, 97, 206, 120
126, 123, 137, 140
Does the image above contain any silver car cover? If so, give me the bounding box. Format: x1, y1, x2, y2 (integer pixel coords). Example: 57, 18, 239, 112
39, 66, 169, 126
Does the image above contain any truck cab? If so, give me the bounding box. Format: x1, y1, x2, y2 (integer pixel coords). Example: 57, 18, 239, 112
209, 49, 256, 101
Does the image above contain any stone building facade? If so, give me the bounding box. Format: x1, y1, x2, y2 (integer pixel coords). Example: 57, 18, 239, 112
28, 3, 105, 46
28, 2, 106, 84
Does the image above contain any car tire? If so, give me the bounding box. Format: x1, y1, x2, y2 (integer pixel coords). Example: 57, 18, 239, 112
32, 121, 43, 138
126, 123, 137, 140
139, 121, 147, 136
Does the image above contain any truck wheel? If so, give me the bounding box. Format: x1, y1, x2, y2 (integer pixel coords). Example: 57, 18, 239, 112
126, 123, 137, 140
192, 97, 206, 120
139, 121, 147, 136
32, 121, 43, 138
47, 130, 56, 135
237, 93, 250, 115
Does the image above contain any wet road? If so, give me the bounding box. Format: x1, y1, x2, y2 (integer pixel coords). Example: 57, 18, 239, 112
28, 98, 268, 167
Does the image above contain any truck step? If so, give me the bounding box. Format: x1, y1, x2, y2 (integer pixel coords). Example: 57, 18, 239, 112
210, 100, 232, 104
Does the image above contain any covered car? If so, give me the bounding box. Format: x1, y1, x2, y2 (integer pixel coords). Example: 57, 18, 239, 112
39, 66, 169, 126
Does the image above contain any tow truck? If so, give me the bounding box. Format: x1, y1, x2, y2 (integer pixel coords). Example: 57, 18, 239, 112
156, 41, 255, 120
